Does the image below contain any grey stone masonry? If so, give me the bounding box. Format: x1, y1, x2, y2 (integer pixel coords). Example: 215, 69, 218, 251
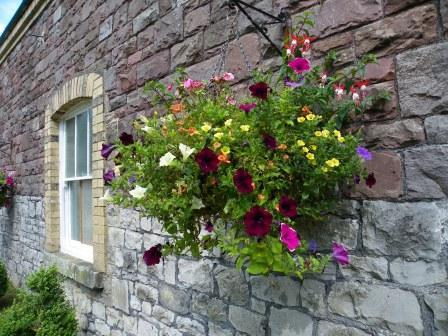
0, 0, 447, 336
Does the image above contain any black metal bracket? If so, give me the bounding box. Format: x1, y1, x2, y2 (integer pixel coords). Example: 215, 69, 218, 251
228, 0, 290, 56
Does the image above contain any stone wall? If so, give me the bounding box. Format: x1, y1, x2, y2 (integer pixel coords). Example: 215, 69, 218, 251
0, 0, 447, 335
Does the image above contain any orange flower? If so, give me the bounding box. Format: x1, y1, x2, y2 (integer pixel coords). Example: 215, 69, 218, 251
171, 102, 184, 114
176, 120, 184, 126
277, 144, 287, 151
257, 194, 265, 201
218, 154, 231, 164
301, 105, 312, 116
187, 127, 198, 136
283, 154, 290, 160
178, 127, 186, 133
275, 203, 280, 212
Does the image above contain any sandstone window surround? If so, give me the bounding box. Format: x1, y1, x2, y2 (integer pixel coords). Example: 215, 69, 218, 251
44, 73, 106, 289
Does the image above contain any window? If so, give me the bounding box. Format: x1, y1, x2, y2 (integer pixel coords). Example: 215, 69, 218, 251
59, 102, 93, 262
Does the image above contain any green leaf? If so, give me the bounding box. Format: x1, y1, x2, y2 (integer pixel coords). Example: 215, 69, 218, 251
247, 262, 269, 275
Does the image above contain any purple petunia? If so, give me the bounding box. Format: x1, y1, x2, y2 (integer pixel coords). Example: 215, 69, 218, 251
308, 240, 318, 254
356, 146, 372, 161
103, 169, 115, 184
101, 144, 115, 160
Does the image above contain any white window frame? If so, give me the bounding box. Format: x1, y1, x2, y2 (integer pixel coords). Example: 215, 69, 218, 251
59, 102, 93, 263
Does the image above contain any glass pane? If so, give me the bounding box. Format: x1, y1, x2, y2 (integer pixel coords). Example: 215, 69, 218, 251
65, 117, 76, 178
81, 180, 92, 244
76, 111, 89, 176
68, 181, 80, 241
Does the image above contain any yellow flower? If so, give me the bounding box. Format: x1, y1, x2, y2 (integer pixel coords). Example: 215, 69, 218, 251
201, 122, 212, 132
302, 147, 309, 153
297, 140, 305, 147
214, 132, 224, 140
306, 114, 315, 121
240, 125, 250, 132
311, 145, 317, 151
338, 136, 345, 143
225, 119, 233, 127
306, 153, 315, 160
322, 167, 329, 173
314, 131, 322, 137
326, 158, 340, 168
221, 146, 230, 155
297, 116, 306, 123
322, 129, 330, 138
333, 130, 341, 137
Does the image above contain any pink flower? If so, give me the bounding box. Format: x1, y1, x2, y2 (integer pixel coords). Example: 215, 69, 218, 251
184, 79, 204, 91
227, 96, 237, 105
332, 242, 349, 265
223, 72, 235, 81
280, 223, 301, 252
288, 57, 311, 74
183, 78, 193, 89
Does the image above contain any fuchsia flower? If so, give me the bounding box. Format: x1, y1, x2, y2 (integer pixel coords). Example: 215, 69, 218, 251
280, 223, 301, 251
332, 242, 349, 265
233, 168, 255, 194
288, 57, 311, 74
239, 103, 257, 113
119, 132, 134, 145
244, 206, 273, 237
195, 147, 220, 174
249, 82, 270, 100
5, 173, 14, 186
334, 84, 345, 100
365, 172, 376, 188
262, 133, 277, 151
278, 195, 298, 218
101, 144, 115, 159
143, 244, 163, 266
356, 146, 372, 161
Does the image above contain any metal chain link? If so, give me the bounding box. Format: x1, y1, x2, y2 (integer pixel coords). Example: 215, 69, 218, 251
235, 24, 252, 73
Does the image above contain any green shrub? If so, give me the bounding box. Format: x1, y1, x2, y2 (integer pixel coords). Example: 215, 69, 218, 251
0, 266, 78, 336
0, 261, 8, 297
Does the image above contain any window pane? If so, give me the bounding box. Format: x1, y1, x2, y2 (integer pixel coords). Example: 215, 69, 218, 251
65, 117, 76, 178
68, 180, 80, 241
76, 111, 89, 176
81, 180, 92, 244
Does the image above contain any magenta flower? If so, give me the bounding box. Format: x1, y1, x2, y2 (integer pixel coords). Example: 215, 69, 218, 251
244, 206, 273, 238
365, 172, 376, 188
205, 221, 214, 232
103, 169, 115, 184
249, 82, 269, 100
288, 57, 311, 74
262, 133, 277, 151
195, 147, 220, 174
5, 174, 14, 186
280, 223, 301, 251
332, 242, 349, 265
233, 168, 255, 194
143, 244, 162, 266
239, 103, 257, 113
278, 195, 298, 218
119, 132, 134, 146
356, 146, 372, 161
101, 144, 115, 159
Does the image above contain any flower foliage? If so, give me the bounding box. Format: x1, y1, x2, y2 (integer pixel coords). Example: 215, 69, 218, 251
0, 171, 14, 208
104, 16, 385, 278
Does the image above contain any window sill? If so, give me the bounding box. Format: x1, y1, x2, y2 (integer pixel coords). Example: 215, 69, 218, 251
45, 252, 104, 290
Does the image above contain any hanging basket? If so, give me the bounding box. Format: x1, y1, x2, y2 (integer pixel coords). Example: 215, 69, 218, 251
0, 185, 14, 208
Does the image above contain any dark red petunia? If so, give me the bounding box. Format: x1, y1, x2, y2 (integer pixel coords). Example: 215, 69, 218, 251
119, 132, 134, 145
249, 82, 269, 100
101, 144, 115, 159
143, 244, 162, 266
278, 195, 298, 218
239, 103, 257, 113
365, 172, 376, 188
195, 147, 220, 173
262, 133, 277, 151
233, 168, 255, 194
244, 206, 273, 237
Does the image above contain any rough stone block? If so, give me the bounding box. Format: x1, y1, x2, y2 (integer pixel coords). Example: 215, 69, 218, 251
351, 151, 403, 199
154, 7, 183, 50
317, 321, 370, 336
328, 282, 423, 335
184, 4, 209, 36
300, 279, 326, 315
405, 146, 448, 199
99, 16, 113, 42
224, 33, 261, 81
137, 49, 170, 85
397, 42, 448, 117
171, 33, 204, 70
354, 5, 437, 57
192, 293, 227, 322
250, 274, 301, 306
269, 307, 313, 336
312, 31, 353, 58
133, 3, 159, 34
137, 318, 158, 336
425, 115, 448, 144
365, 58, 395, 84
159, 284, 191, 315
111, 278, 129, 313
362, 201, 445, 260
229, 306, 266, 335
152, 305, 175, 325
214, 265, 249, 305
340, 256, 389, 281
390, 259, 447, 286
175, 316, 205, 334
363, 81, 398, 122
178, 258, 214, 293
424, 290, 448, 335
208, 322, 233, 336
383, 0, 429, 15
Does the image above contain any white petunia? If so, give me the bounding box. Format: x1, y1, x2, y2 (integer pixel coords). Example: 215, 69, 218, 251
99, 189, 113, 202
129, 185, 147, 199
159, 152, 176, 167
141, 125, 154, 133
179, 143, 195, 161
191, 196, 205, 210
